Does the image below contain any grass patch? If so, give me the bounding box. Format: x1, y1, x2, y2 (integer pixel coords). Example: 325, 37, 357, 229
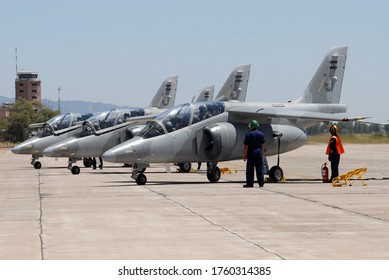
308, 134, 389, 144
0, 142, 15, 148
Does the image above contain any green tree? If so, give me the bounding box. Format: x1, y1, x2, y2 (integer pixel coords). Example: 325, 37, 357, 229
4, 98, 59, 143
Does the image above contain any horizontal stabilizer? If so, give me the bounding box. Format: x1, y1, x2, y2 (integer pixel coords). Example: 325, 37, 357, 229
358, 118, 389, 125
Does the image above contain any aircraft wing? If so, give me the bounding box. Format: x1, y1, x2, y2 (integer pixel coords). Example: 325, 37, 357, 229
228, 107, 367, 122
358, 118, 389, 125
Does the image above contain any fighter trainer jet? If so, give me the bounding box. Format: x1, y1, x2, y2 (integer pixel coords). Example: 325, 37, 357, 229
11, 112, 94, 169
42, 75, 178, 174
102, 46, 365, 185
43, 64, 250, 174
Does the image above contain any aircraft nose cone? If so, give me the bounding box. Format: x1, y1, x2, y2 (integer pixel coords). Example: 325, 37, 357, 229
43, 143, 73, 157
12, 143, 32, 154
11, 145, 21, 154
102, 149, 117, 163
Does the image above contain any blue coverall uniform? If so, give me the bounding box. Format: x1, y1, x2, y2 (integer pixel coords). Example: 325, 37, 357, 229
244, 128, 265, 187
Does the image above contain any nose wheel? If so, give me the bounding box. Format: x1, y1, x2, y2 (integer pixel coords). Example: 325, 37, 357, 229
31, 156, 42, 169
269, 166, 283, 182
135, 173, 147, 185
33, 161, 42, 169
132, 163, 149, 185
68, 158, 80, 175
71, 166, 80, 175
207, 163, 221, 183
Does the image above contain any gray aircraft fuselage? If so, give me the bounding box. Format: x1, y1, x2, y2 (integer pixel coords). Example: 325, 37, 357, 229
12, 124, 82, 157
43, 121, 144, 158
43, 108, 165, 159
102, 101, 347, 165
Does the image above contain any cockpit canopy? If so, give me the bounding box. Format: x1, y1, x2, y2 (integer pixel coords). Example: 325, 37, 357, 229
139, 102, 225, 139
77, 108, 144, 138
35, 112, 93, 138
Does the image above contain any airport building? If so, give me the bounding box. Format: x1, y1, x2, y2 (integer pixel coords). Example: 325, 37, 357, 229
0, 103, 12, 118
15, 71, 41, 103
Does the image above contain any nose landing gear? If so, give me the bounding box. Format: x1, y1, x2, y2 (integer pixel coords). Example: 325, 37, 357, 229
31, 156, 42, 169
268, 132, 284, 182
132, 163, 149, 185
206, 162, 221, 183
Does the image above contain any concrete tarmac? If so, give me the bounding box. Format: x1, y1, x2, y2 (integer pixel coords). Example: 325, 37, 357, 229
1, 144, 389, 260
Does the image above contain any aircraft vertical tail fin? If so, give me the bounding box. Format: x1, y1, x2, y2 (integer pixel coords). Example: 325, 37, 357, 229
149, 75, 178, 109
295, 46, 348, 104
192, 85, 215, 102
214, 64, 251, 102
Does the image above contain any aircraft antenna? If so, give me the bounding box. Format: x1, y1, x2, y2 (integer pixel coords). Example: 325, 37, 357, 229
57, 86, 62, 113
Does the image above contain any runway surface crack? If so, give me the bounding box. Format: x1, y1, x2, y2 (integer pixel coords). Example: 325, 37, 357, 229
146, 187, 285, 260
37, 170, 45, 260
263, 188, 389, 224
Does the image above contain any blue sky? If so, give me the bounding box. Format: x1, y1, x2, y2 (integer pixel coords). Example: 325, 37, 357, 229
1, 0, 388, 119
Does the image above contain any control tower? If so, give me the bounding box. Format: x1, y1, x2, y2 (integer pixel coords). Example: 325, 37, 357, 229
15, 71, 41, 102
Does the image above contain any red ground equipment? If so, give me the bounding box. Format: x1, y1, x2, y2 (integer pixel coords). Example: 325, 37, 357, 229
321, 162, 329, 183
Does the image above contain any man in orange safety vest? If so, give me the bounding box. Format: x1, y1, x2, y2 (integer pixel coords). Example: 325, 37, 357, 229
326, 124, 345, 182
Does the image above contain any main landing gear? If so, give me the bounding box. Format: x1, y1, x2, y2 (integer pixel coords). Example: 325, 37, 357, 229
177, 162, 191, 173
131, 162, 221, 185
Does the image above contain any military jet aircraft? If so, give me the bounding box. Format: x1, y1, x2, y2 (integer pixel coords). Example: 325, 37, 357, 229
41, 75, 178, 174
12, 75, 177, 170
42, 64, 250, 174
102, 46, 365, 185
11, 112, 94, 169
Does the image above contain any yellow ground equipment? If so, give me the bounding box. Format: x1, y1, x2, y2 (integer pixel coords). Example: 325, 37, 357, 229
219, 167, 237, 174
332, 167, 367, 187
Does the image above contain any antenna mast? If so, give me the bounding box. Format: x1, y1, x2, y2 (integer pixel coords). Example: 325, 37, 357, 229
57, 86, 62, 113
15, 48, 18, 77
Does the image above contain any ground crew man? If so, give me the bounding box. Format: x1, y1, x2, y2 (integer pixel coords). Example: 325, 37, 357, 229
326, 124, 344, 182
243, 120, 265, 188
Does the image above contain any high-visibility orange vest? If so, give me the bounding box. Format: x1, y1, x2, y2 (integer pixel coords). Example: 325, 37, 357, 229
326, 135, 345, 155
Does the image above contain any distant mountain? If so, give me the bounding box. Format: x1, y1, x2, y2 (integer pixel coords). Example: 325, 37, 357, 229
0, 95, 129, 113
0, 96, 14, 104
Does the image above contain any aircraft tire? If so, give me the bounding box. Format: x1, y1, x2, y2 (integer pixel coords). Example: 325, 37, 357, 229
136, 174, 147, 185
71, 166, 80, 175
179, 162, 191, 173
269, 166, 283, 182
207, 166, 221, 183
34, 161, 42, 169
83, 157, 93, 168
